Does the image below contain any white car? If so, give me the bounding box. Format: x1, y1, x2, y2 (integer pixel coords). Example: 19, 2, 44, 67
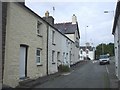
99, 55, 110, 65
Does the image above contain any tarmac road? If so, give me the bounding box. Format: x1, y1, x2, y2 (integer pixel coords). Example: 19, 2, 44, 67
35, 60, 111, 88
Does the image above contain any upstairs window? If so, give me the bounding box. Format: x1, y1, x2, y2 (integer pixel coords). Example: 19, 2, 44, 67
37, 21, 42, 37
66, 39, 68, 47
52, 31, 55, 45
52, 50, 55, 64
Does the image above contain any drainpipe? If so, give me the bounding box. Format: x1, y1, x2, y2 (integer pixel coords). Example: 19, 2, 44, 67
46, 24, 49, 75
2, 2, 7, 84
0, 1, 2, 85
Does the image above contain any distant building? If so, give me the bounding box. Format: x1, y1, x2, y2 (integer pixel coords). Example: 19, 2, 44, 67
54, 14, 80, 64
112, 0, 120, 82
79, 43, 95, 60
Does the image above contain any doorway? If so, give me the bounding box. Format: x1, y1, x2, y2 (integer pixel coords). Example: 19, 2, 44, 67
19, 45, 28, 79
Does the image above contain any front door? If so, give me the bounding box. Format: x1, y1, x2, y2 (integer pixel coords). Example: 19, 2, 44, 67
19, 46, 27, 79
57, 52, 60, 66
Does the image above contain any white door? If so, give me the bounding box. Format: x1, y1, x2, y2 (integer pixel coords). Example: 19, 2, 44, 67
19, 46, 26, 79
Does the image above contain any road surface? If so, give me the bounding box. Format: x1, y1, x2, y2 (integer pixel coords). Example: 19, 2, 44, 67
35, 60, 111, 88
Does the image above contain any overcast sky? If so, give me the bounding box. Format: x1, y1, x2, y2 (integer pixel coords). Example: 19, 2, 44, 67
25, 0, 117, 47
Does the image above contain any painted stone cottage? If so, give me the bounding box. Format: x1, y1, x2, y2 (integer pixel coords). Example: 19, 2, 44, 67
2, 2, 80, 87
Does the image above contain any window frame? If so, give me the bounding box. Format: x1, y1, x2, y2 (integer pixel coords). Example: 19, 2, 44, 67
86, 49, 89, 54
36, 48, 42, 65
52, 30, 55, 45
80, 50, 83, 54
37, 21, 42, 37
52, 50, 55, 64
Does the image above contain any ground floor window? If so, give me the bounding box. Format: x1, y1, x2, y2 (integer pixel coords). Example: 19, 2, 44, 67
36, 48, 41, 65
52, 50, 55, 63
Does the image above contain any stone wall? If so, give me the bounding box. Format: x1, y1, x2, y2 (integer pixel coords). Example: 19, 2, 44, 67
3, 3, 47, 87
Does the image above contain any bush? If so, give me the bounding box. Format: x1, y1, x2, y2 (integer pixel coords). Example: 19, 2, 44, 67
58, 65, 70, 72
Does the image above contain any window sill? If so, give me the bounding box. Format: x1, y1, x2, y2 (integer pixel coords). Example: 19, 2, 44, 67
36, 63, 43, 66
52, 62, 56, 64
37, 34, 43, 37
52, 43, 56, 46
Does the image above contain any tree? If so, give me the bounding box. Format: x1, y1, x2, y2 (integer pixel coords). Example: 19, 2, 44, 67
95, 43, 114, 59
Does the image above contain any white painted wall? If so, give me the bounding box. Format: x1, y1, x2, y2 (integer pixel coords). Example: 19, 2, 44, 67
114, 25, 119, 77
65, 34, 75, 42
48, 26, 73, 74
79, 49, 95, 61
88, 51, 95, 60
117, 15, 120, 80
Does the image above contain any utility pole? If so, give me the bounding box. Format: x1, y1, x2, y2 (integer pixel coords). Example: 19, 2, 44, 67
85, 26, 88, 59
85, 26, 88, 44
102, 43, 104, 55
53, 6, 55, 17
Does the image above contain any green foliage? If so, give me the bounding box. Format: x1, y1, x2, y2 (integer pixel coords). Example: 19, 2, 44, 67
95, 43, 114, 59
58, 65, 70, 72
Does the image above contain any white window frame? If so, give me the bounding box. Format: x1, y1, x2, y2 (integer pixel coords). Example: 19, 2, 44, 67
37, 21, 42, 36
66, 39, 68, 47
63, 52, 65, 64
36, 48, 42, 65
80, 50, 83, 54
52, 30, 55, 45
52, 50, 55, 63
86, 49, 89, 54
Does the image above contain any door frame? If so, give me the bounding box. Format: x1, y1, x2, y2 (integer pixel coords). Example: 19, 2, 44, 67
20, 44, 28, 79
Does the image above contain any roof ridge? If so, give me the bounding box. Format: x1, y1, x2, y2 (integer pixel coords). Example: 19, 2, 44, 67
55, 22, 72, 24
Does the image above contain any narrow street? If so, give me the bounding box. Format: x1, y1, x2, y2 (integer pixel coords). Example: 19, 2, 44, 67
34, 60, 113, 88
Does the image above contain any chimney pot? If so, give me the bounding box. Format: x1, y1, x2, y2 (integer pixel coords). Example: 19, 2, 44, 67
45, 11, 49, 17
43, 11, 54, 26
72, 14, 77, 24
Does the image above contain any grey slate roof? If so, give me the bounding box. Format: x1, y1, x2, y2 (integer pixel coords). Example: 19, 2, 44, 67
54, 22, 80, 38
80, 46, 95, 51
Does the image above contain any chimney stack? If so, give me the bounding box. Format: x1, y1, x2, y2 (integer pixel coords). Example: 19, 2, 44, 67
86, 42, 90, 47
72, 14, 77, 24
43, 11, 54, 26
45, 11, 49, 17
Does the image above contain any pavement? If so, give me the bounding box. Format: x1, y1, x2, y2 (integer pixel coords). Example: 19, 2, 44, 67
106, 57, 118, 88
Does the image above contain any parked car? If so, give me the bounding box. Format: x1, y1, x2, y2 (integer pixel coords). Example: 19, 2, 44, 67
99, 55, 110, 65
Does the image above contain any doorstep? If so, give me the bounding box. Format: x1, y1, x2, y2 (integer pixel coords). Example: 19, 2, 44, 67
16, 72, 61, 88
